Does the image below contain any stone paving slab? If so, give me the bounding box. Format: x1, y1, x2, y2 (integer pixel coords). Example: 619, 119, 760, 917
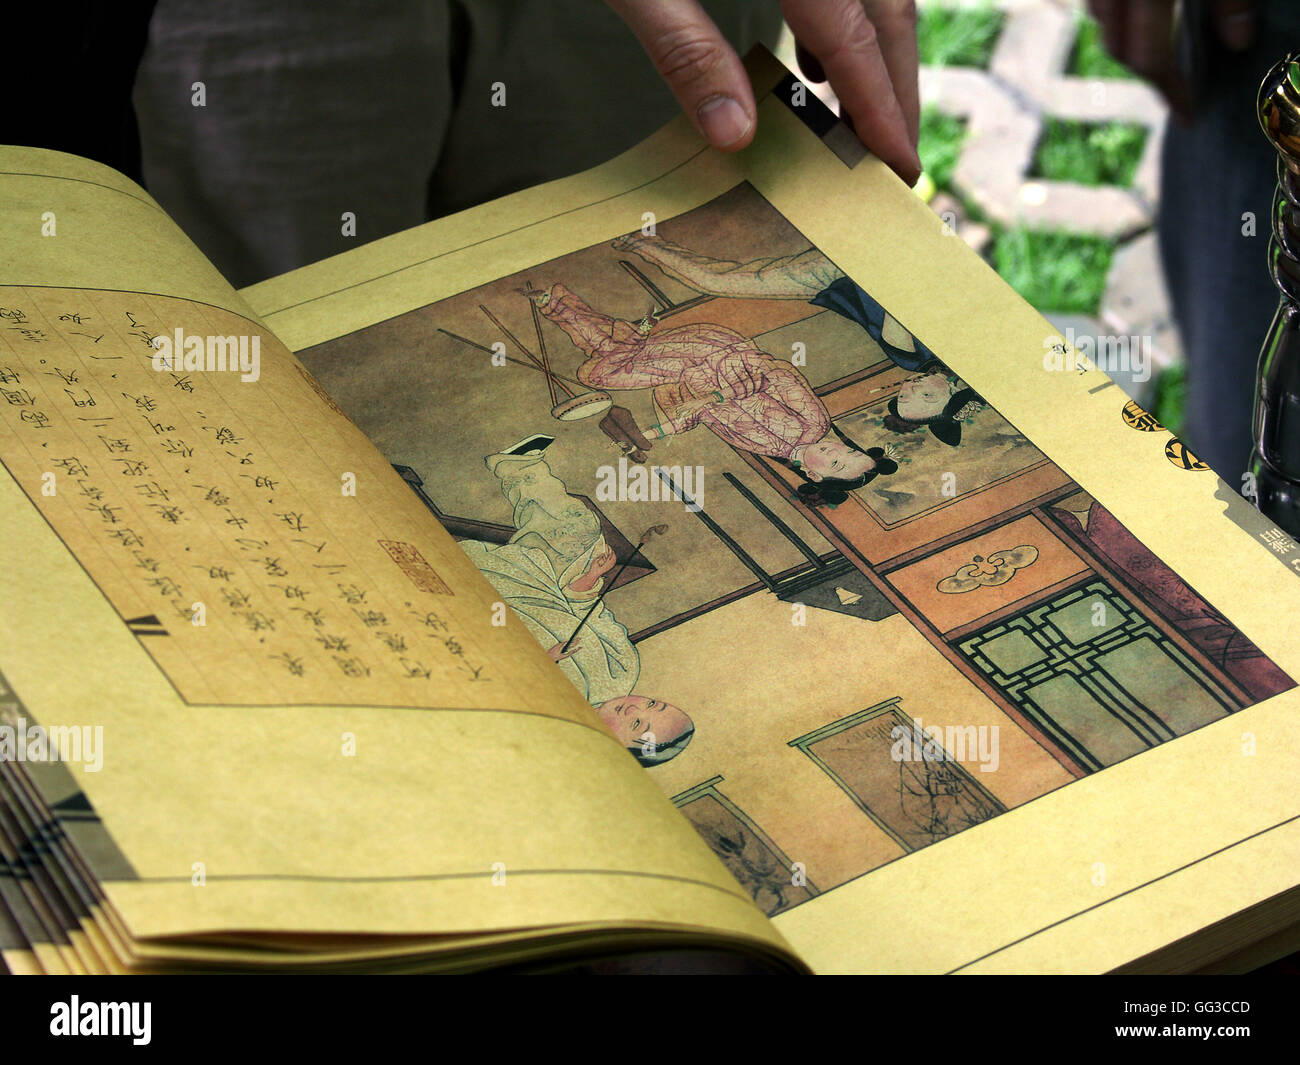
1100, 230, 1180, 373
1042, 78, 1165, 126
931, 2, 1162, 236
1015, 179, 1152, 240
924, 0, 1180, 366
988, 1, 1077, 95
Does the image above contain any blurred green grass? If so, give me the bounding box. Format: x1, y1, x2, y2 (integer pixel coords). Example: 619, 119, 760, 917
1069, 15, 1136, 80
990, 228, 1114, 315
1152, 362, 1187, 438
1032, 118, 1147, 187
917, 3, 1004, 68
919, 107, 967, 190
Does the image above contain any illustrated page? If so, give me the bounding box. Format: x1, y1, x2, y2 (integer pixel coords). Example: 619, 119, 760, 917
0, 147, 790, 966
247, 50, 1300, 973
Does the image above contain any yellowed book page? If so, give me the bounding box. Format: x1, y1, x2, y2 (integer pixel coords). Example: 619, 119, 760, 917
0, 148, 797, 966
243, 48, 1300, 974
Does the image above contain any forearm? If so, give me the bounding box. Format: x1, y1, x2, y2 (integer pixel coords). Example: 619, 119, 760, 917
643, 422, 676, 440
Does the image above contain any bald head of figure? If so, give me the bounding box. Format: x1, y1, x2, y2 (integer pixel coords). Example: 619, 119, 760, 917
596, 694, 694, 767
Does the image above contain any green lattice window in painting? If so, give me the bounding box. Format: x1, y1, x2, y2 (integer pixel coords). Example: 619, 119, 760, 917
957, 579, 1239, 773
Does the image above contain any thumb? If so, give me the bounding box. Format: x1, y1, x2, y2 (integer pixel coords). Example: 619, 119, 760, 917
605, 0, 757, 150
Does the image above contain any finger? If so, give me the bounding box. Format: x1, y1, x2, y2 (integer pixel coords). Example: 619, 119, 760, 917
781, 0, 922, 184
863, 0, 921, 149
605, 0, 756, 150
1211, 0, 1256, 51
1123, 0, 1177, 83
1125, 0, 1190, 118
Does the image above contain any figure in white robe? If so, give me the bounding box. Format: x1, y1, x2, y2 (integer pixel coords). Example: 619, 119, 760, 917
459, 448, 693, 765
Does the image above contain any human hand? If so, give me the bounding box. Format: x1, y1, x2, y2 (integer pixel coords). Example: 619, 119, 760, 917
612, 232, 662, 253
518, 284, 555, 309
548, 640, 581, 661
1086, 0, 1255, 118
604, 0, 922, 185
568, 545, 618, 595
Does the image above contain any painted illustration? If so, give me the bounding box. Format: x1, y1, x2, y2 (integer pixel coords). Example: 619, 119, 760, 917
456, 439, 693, 766
672, 775, 818, 917
612, 231, 936, 372
524, 281, 900, 507
300, 180, 1293, 916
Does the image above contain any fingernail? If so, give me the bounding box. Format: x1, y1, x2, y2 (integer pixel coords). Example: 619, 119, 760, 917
697, 95, 752, 148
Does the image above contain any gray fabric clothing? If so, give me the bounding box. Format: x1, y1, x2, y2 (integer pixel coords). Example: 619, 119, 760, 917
133, 0, 783, 287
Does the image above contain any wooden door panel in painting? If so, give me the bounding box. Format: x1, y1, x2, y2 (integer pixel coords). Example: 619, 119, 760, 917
1047, 491, 1294, 702
885, 513, 1091, 637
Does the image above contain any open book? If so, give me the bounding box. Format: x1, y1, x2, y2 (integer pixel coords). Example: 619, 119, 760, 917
2, 49, 1297, 975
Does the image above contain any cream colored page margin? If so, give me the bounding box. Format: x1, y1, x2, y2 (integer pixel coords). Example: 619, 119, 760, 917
0, 147, 790, 961
244, 59, 1300, 974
